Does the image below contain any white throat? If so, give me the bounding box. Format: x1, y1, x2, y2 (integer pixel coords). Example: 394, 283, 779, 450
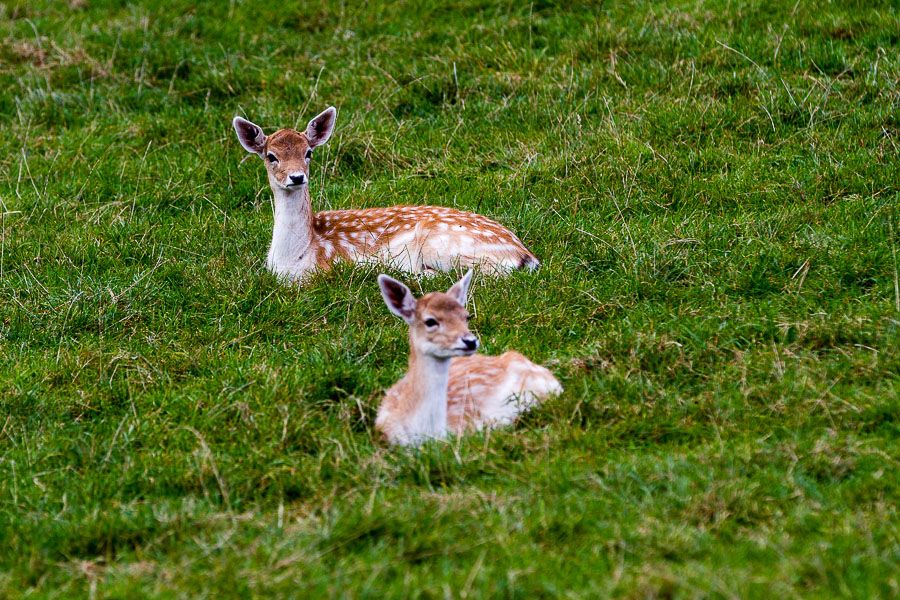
268, 185, 315, 277
406, 352, 451, 444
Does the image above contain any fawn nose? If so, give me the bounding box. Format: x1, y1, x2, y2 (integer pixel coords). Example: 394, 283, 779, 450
288, 173, 306, 186
462, 336, 479, 351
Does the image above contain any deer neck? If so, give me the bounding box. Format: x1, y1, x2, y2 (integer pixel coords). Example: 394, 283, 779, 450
268, 185, 316, 274
403, 342, 451, 441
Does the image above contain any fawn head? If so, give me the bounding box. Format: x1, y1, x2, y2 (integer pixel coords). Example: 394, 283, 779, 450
378, 271, 479, 359
233, 107, 336, 191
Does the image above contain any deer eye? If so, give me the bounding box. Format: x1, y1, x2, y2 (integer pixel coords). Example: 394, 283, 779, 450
305, 149, 313, 160
266, 153, 278, 163
424, 318, 439, 328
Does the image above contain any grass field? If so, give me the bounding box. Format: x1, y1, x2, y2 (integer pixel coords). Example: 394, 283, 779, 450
1, 0, 898, 597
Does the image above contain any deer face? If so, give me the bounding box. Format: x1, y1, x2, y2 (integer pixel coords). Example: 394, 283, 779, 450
261, 130, 313, 190
412, 293, 478, 358
232, 106, 336, 192
379, 271, 479, 359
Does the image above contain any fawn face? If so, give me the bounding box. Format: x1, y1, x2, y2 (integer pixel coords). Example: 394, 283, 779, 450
413, 293, 477, 358
233, 107, 336, 192
379, 271, 479, 359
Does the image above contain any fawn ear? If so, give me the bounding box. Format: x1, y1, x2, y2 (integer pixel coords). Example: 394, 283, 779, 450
378, 274, 417, 323
233, 117, 267, 157
446, 270, 473, 306
305, 106, 336, 149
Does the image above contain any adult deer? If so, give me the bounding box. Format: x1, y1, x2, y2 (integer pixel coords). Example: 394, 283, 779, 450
376, 270, 561, 446
233, 108, 539, 282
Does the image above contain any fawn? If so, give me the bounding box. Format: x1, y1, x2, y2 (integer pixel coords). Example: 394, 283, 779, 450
233, 107, 540, 282
376, 270, 562, 446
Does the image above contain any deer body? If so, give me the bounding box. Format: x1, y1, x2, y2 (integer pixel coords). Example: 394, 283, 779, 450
234, 108, 539, 282
376, 271, 562, 446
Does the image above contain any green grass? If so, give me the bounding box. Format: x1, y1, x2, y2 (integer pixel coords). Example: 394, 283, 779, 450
1, 0, 898, 596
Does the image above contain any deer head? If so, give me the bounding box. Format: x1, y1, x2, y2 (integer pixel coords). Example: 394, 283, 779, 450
232, 106, 336, 191
378, 271, 479, 359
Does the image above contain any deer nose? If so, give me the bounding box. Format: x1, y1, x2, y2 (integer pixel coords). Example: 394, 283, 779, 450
289, 173, 306, 185
462, 336, 479, 351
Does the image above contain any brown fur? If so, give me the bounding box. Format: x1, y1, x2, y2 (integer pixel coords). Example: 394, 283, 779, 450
263, 129, 523, 255
310, 208, 535, 271
375, 280, 562, 445
236, 111, 540, 279
264, 129, 312, 184
445, 351, 556, 433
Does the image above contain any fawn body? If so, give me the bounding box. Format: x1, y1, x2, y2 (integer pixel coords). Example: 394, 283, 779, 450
376, 271, 561, 446
233, 108, 539, 282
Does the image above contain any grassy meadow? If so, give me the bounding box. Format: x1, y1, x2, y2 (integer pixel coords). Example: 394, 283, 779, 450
1, 0, 898, 597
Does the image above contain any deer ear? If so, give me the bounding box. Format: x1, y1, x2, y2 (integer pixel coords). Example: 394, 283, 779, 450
233, 117, 267, 157
447, 270, 473, 306
378, 274, 416, 323
305, 106, 336, 149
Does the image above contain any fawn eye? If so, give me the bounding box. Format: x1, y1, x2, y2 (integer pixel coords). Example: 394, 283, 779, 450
266, 153, 278, 163
305, 149, 313, 160
424, 318, 439, 327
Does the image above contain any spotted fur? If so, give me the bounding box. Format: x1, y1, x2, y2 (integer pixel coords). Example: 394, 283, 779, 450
233, 108, 539, 282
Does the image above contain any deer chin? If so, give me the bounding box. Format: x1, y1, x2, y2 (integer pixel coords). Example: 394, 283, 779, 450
427, 346, 475, 359
272, 179, 298, 192
267, 174, 305, 192
454, 347, 478, 357
417, 340, 460, 359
